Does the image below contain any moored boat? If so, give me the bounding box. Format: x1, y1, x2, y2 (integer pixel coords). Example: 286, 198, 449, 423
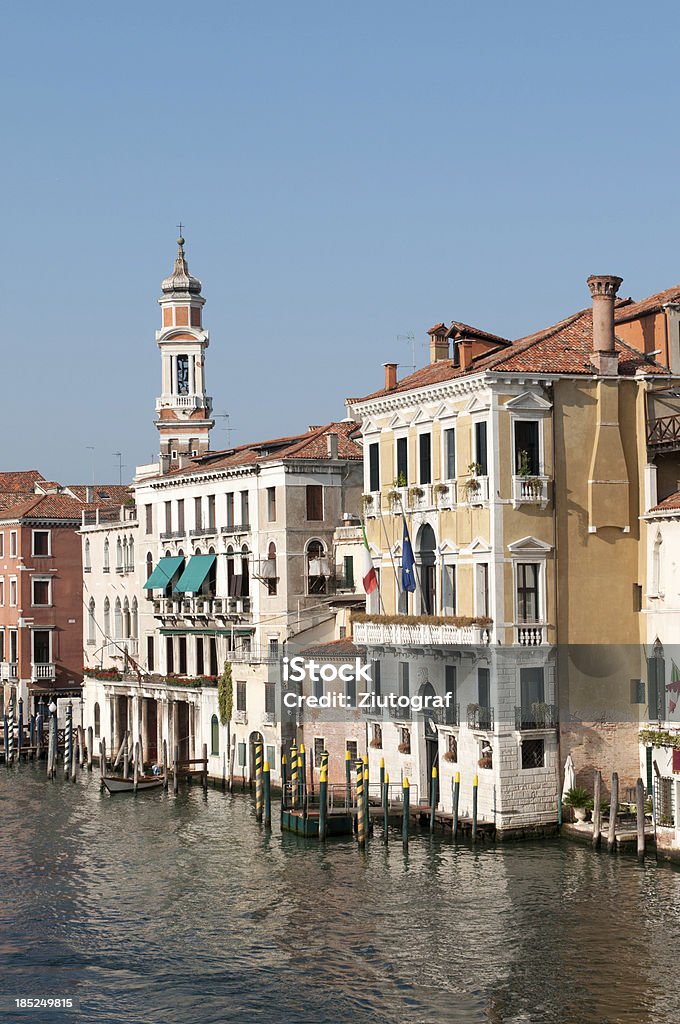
102, 775, 165, 794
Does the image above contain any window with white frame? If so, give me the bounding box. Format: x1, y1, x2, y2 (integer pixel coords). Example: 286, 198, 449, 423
84, 538, 91, 572
514, 419, 541, 476
516, 563, 540, 623
9, 577, 17, 606
443, 427, 456, 480
10, 531, 18, 557
475, 563, 489, 618
0, 533, 4, 557
419, 432, 432, 485
442, 563, 456, 615
32, 530, 50, 556
31, 577, 51, 606
0, 577, 4, 605
367, 442, 380, 493
474, 421, 488, 476
87, 598, 96, 644
395, 436, 408, 486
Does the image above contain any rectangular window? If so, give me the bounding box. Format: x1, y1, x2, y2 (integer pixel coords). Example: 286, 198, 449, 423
145, 504, 153, 535
32, 579, 50, 606
399, 727, 411, 753
9, 531, 17, 558
346, 739, 358, 762
0, 631, 4, 663
399, 662, 410, 699
306, 485, 323, 521
165, 502, 172, 534
9, 577, 17, 606
178, 637, 187, 675
32, 530, 50, 556
0, 578, 3, 605
236, 680, 247, 712
177, 499, 185, 534
267, 487, 277, 522
372, 660, 381, 698
475, 421, 488, 476
521, 738, 545, 769
196, 637, 204, 676
268, 637, 279, 659
265, 683, 275, 714
166, 636, 174, 674
226, 492, 234, 528
194, 496, 202, 531
447, 733, 458, 761
207, 495, 216, 530
313, 674, 323, 700
9, 629, 17, 663
346, 673, 356, 706
0, 533, 4, 557
514, 420, 540, 476
343, 555, 354, 589
368, 443, 380, 492
209, 637, 218, 676
444, 428, 456, 480
517, 563, 539, 623
477, 563, 489, 618
520, 667, 545, 712
396, 437, 408, 484
445, 664, 457, 725
240, 491, 249, 527
147, 635, 155, 673
419, 433, 432, 485
630, 679, 645, 704
372, 723, 382, 748
266, 744, 276, 770
313, 737, 325, 768
33, 629, 50, 664
478, 667, 491, 709
442, 564, 456, 615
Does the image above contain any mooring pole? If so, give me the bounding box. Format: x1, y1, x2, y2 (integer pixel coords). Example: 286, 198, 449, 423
363, 756, 370, 840
636, 777, 646, 861
64, 701, 73, 779
608, 772, 619, 854
592, 770, 602, 849
202, 741, 208, 793
7, 698, 15, 765
263, 759, 272, 828
255, 742, 263, 821
70, 734, 77, 782
290, 745, 298, 809
173, 743, 179, 796
133, 741, 139, 793
100, 739, 106, 784
472, 774, 478, 844
356, 760, 366, 848
319, 764, 327, 841
453, 771, 460, 840
3, 714, 8, 765
17, 697, 23, 760
162, 739, 168, 789
281, 752, 288, 810
402, 777, 409, 848
122, 731, 129, 781
47, 703, 57, 779
345, 749, 351, 809
87, 726, 93, 770
383, 769, 389, 844
300, 743, 307, 812
430, 766, 438, 833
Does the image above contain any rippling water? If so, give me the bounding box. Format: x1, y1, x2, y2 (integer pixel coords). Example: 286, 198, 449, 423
2, 765, 680, 1024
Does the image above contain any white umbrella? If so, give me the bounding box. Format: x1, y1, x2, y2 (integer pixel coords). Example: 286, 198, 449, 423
561, 754, 576, 800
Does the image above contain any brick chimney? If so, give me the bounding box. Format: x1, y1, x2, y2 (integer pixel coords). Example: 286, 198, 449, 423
458, 339, 473, 370
587, 274, 623, 376
428, 323, 449, 363
384, 363, 398, 390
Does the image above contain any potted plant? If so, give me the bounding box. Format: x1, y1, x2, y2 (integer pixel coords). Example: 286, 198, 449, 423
369, 737, 382, 749
478, 755, 493, 769
443, 750, 456, 763
395, 471, 407, 488
397, 741, 410, 754
463, 462, 482, 500
433, 482, 449, 505
563, 786, 593, 822
407, 485, 425, 506
386, 488, 402, 509
517, 450, 541, 497
362, 493, 374, 512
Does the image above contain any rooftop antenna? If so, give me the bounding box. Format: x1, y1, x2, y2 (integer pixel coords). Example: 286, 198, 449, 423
86, 446, 95, 486
112, 452, 124, 485
214, 413, 237, 447
397, 333, 416, 373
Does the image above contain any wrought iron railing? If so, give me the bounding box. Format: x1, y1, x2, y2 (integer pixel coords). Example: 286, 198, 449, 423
467, 705, 494, 730
514, 704, 557, 730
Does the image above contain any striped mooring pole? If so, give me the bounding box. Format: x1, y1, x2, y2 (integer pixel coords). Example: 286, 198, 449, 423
37, 700, 45, 751
281, 752, 288, 810
7, 698, 15, 765
472, 774, 479, 843
64, 702, 73, 780
383, 769, 389, 843
290, 745, 298, 809
299, 743, 307, 811
345, 749, 351, 809
430, 766, 438, 833
319, 764, 328, 841
17, 698, 24, 760
263, 760, 271, 827
356, 759, 366, 848
363, 756, 370, 840
452, 772, 460, 840
320, 749, 329, 778
3, 714, 9, 764
255, 742, 264, 822
402, 777, 410, 847
379, 757, 385, 796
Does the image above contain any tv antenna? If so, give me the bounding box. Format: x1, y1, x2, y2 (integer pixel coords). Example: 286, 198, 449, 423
214, 413, 237, 447
112, 452, 125, 485
397, 333, 416, 373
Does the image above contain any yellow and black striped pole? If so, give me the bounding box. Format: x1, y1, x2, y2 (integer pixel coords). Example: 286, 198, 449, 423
452, 771, 460, 840
402, 777, 410, 847
255, 742, 264, 822
363, 755, 370, 840
472, 774, 478, 843
429, 766, 438, 833
383, 769, 389, 843
356, 759, 366, 847
281, 752, 288, 810
290, 745, 298, 809
345, 749, 352, 809
319, 764, 328, 841
299, 742, 307, 811
263, 759, 271, 827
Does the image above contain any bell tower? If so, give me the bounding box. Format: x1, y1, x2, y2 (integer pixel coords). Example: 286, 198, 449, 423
155, 235, 214, 470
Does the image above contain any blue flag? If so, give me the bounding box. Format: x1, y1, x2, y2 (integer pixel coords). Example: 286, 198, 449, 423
401, 517, 417, 592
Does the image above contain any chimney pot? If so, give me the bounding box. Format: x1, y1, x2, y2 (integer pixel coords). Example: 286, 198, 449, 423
587, 274, 623, 374
384, 363, 398, 390
428, 324, 449, 364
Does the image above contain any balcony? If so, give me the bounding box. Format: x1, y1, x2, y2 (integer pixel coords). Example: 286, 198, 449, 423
388, 700, 411, 721
155, 394, 209, 412
228, 646, 279, 664
233, 709, 248, 725
511, 475, 549, 509
112, 638, 139, 657
190, 524, 218, 538
81, 505, 137, 527
353, 616, 492, 648
220, 522, 250, 535
516, 625, 546, 646
0, 662, 18, 681
460, 475, 489, 506
647, 413, 680, 451
160, 530, 186, 541
262, 710, 276, 726
31, 662, 56, 682
362, 492, 381, 518
514, 704, 557, 730
467, 705, 494, 730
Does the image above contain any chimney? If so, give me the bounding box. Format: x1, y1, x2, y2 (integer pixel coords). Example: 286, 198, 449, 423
85, 485, 94, 503
587, 274, 623, 376
384, 362, 398, 390
459, 339, 473, 370
428, 324, 449, 363
326, 432, 338, 459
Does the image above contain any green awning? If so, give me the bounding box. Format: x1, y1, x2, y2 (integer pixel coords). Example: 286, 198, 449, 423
143, 555, 185, 590
173, 554, 216, 594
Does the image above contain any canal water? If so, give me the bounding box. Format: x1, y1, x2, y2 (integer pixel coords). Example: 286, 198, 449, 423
1, 766, 680, 1024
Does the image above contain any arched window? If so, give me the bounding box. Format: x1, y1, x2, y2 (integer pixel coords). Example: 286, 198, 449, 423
116, 538, 123, 570
114, 597, 122, 639
128, 536, 135, 569
84, 538, 91, 572
94, 702, 101, 738
417, 523, 437, 615
103, 596, 110, 638
87, 597, 96, 644
226, 545, 235, 597
131, 597, 138, 638
306, 540, 328, 595
265, 541, 278, 596
146, 551, 154, 601
103, 538, 110, 572
241, 544, 250, 598
211, 714, 219, 756
123, 597, 131, 639
195, 547, 202, 556
208, 546, 215, 555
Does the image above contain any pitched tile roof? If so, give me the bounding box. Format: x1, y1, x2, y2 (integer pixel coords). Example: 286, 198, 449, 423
297, 637, 367, 658
614, 284, 680, 324
66, 484, 132, 504
0, 470, 46, 493
649, 490, 680, 513
1, 494, 87, 521
447, 321, 512, 346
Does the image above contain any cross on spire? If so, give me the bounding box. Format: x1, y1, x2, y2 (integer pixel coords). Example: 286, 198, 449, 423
177, 222, 184, 237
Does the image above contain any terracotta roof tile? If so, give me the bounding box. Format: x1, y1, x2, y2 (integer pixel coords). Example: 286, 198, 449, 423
615, 284, 680, 324
650, 490, 680, 512
0, 494, 89, 521
0, 470, 46, 493
297, 637, 367, 658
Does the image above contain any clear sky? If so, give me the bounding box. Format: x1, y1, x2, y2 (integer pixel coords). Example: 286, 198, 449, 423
3, 1, 680, 482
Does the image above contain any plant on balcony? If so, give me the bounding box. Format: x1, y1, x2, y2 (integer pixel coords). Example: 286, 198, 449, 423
353, 611, 493, 627
478, 755, 493, 769
463, 463, 482, 499
85, 667, 122, 681
386, 489, 402, 508
517, 450, 542, 496
433, 482, 448, 498
397, 741, 411, 754
639, 728, 680, 749
443, 750, 456, 762
218, 661, 233, 725
369, 737, 382, 748
395, 471, 407, 488
531, 701, 553, 727
362, 493, 374, 510
407, 485, 425, 503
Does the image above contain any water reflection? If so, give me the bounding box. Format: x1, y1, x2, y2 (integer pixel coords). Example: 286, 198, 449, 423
1, 765, 679, 1023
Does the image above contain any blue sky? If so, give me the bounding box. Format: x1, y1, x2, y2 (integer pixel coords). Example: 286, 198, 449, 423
3, 1, 680, 482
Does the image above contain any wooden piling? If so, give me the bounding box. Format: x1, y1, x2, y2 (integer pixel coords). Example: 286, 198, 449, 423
607, 772, 619, 854
472, 774, 478, 843
263, 760, 272, 828
3, 714, 8, 765
70, 737, 77, 782
173, 744, 179, 795
17, 698, 23, 760
87, 727, 93, 770
356, 760, 366, 848
345, 749, 351, 809
255, 742, 263, 821
229, 734, 235, 793
78, 725, 85, 768
636, 777, 646, 860
7, 699, 15, 765
592, 770, 602, 849
402, 777, 409, 847
453, 772, 460, 840
162, 739, 168, 789
47, 713, 57, 779
430, 767, 438, 833
281, 752, 287, 810
318, 764, 327, 840
122, 732, 129, 781
133, 742, 140, 793
383, 769, 389, 844
101, 737, 107, 777
299, 743, 307, 811
202, 742, 208, 793
363, 756, 369, 840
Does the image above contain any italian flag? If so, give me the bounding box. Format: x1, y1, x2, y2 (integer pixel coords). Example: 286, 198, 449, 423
361, 522, 377, 594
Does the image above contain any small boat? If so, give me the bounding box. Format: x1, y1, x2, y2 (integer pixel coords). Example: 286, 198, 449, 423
102, 774, 165, 794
